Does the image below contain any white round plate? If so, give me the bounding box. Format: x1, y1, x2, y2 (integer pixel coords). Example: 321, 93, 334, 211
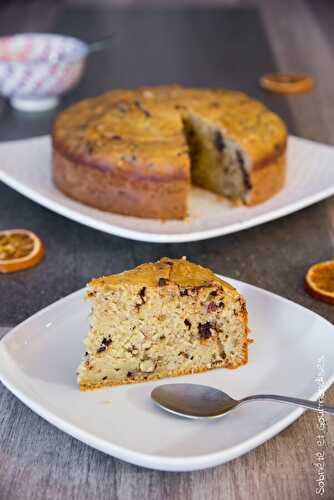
0, 136, 334, 242
0, 276, 333, 471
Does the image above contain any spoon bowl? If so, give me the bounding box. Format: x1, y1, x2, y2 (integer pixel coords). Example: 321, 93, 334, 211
151, 384, 238, 419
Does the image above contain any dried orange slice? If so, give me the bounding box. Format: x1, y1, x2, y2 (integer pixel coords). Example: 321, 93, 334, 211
305, 261, 334, 304
0, 229, 44, 273
260, 73, 314, 94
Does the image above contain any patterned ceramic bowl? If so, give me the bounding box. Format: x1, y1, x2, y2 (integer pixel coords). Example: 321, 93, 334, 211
0, 33, 88, 111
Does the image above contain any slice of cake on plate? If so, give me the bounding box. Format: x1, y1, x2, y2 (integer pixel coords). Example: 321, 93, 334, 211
78, 258, 249, 390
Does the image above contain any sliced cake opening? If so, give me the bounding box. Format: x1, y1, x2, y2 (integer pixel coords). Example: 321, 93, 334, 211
77, 258, 249, 390
182, 113, 252, 203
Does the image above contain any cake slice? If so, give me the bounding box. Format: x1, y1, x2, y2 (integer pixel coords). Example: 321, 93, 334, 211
77, 258, 249, 390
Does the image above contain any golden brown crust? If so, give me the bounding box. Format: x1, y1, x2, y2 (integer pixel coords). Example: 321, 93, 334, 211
89, 257, 237, 293
53, 86, 287, 219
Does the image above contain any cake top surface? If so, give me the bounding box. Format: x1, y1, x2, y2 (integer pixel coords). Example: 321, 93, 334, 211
89, 257, 236, 293
53, 85, 287, 181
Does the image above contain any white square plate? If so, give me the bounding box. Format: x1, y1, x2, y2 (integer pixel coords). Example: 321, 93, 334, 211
0, 135, 334, 243
1, 276, 333, 471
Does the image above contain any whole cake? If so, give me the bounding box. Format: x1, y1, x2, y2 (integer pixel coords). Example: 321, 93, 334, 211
53, 86, 287, 220
78, 257, 249, 390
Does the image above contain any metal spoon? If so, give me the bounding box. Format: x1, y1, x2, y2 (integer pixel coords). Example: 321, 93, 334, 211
151, 383, 334, 419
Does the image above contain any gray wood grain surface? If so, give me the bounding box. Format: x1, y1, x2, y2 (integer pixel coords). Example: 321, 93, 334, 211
0, 1, 334, 499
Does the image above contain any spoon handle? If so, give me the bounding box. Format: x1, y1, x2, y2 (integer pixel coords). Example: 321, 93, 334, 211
240, 394, 334, 415
88, 36, 114, 55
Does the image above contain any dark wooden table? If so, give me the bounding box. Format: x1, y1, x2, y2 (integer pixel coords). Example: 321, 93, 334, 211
0, 1, 333, 499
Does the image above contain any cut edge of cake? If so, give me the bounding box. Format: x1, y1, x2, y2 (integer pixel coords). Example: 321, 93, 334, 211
183, 112, 252, 204
77, 257, 250, 390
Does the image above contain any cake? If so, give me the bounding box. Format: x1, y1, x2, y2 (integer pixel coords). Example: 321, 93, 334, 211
78, 257, 249, 390
52, 86, 287, 220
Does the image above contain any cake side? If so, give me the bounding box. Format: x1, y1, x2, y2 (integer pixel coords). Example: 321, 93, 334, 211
78, 258, 249, 390
53, 149, 189, 219
247, 151, 286, 205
